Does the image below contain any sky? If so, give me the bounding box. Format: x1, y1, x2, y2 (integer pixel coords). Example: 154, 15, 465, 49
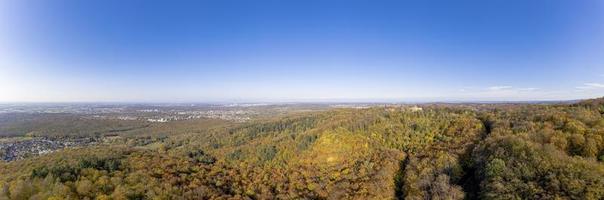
0, 0, 603, 102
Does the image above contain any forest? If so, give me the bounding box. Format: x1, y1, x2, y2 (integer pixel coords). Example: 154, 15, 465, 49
1, 98, 604, 200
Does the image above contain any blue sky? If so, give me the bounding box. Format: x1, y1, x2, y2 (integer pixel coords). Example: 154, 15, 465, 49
1, 0, 603, 102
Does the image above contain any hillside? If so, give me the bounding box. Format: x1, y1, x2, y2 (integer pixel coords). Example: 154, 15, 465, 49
1, 99, 604, 199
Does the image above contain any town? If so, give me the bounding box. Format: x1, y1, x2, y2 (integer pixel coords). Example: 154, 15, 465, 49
0, 137, 97, 161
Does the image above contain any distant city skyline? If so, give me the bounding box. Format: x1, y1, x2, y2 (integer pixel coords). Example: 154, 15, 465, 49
1, 0, 604, 102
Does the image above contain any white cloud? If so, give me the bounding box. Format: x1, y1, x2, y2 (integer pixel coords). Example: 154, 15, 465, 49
518, 88, 539, 91
488, 86, 513, 91
486, 86, 538, 92
585, 83, 604, 88
576, 83, 604, 90
484, 86, 540, 95
448, 85, 563, 101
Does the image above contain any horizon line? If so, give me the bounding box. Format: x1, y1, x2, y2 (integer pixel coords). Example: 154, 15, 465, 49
0, 98, 589, 105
